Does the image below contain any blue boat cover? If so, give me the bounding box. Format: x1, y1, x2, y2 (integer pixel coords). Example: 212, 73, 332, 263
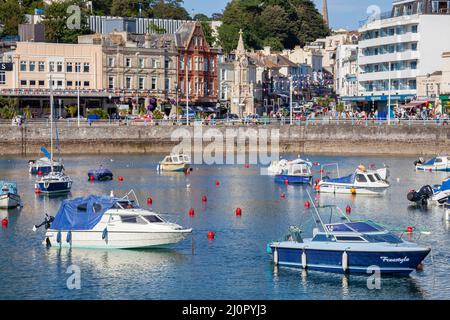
0, 181, 18, 195
88, 168, 113, 178
324, 173, 355, 184
40, 147, 51, 160
441, 178, 450, 191
51, 195, 116, 231
423, 158, 437, 166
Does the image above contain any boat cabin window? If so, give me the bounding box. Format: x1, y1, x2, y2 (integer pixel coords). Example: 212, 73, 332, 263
435, 158, 442, 163
312, 234, 335, 242
144, 215, 164, 223
113, 201, 138, 209
120, 215, 147, 224
77, 203, 102, 212
374, 173, 382, 181
367, 174, 376, 182
173, 156, 180, 162
335, 236, 366, 242
356, 174, 368, 183
363, 233, 403, 244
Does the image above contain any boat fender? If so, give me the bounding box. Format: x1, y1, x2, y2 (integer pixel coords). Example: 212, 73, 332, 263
56, 231, 61, 244
45, 237, 51, 248
273, 247, 279, 265
301, 250, 307, 269
445, 210, 450, 222
66, 231, 72, 245
350, 187, 356, 195
102, 228, 108, 241
342, 251, 349, 272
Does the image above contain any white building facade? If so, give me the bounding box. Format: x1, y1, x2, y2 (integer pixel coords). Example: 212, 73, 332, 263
335, 44, 359, 104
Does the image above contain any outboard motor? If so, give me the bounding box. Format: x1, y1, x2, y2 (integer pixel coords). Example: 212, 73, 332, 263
407, 185, 434, 205
33, 214, 55, 231
413, 157, 425, 166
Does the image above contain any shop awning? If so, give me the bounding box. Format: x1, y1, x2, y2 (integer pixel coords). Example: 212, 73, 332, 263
403, 101, 429, 109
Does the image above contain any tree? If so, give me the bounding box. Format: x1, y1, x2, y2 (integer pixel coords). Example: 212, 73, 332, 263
0, 97, 18, 119
211, 12, 224, 20
0, 0, 26, 36
201, 21, 216, 47
42, 0, 91, 43
151, 0, 190, 20
111, 0, 153, 17
193, 13, 209, 21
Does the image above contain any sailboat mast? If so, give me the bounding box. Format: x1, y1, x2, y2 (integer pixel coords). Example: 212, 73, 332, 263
49, 75, 54, 165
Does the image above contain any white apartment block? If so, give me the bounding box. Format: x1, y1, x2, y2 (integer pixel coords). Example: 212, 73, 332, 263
335, 44, 359, 103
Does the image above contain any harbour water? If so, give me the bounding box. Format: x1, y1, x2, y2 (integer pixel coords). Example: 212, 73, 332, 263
0, 154, 449, 300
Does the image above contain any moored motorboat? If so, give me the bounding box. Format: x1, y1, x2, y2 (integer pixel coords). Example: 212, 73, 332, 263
275, 160, 313, 184
35, 191, 192, 249
158, 154, 191, 172
267, 157, 312, 176
407, 177, 450, 206
88, 166, 114, 181
317, 164, 390, 195
0, 181, 21, 209
269, 197, 431, 275
35, 171, 72, 195
415, 156, 450, 172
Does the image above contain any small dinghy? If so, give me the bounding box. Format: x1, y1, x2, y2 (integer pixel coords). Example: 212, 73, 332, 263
0, 181, 21, 209
415, 156, 450, 172
275, 160, 313, 184
317, 164, 390, 195
35, 191, 192, 249
88, 166, 114, 181
407, 177, 450, 206
268, 193, 431, 275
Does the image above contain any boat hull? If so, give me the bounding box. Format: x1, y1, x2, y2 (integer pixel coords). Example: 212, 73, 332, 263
159, 163, 190, 172
275, 175, 312, 184
0, 194, 20, 209
271, 246, 430, 275
416, 165, 450, 172
88, 173, 113, 181
35, 181, 72, 194
318, 183, 388, 195
44, 229, 192, 249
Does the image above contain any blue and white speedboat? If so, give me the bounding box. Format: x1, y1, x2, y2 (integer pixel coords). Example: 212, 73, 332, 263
269, 200, 431, 275
317, 164, 390, 195
415, 156, 450, 172
35, 171, 72, 195
28, 147, 63, 175
0, 181, 21, 209
88, 166, 113, 181
275, 160, 313, 184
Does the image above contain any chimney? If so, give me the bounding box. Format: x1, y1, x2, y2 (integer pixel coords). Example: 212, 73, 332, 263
144, 33, 151, 48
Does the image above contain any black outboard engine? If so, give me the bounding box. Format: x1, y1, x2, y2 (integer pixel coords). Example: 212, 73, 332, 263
407, 185, 434, 205
33, 214, 55, 231
413, 157, 425, 166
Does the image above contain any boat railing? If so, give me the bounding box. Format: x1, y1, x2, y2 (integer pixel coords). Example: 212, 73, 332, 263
320, 163, 340, 180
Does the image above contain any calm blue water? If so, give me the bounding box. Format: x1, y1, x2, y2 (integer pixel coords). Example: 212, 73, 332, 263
0, 154, 449, 300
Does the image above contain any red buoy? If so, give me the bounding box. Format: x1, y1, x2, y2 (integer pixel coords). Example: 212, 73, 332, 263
304, 201, 311, 208
215, 181, 220, 187
207, 231, 215, 239
284, 179, 289, 185
118, 176, 124, 182
315, 185, 320, 191
34, 188, 41, 194
1, 218, 8, 227
147, 197, 153, 206
244, 164, 250, 169
280, 193, 286, 199
235, 208, 242, 216
202, 195, 208, 202
406, 226, 414, 233
315, 179, 320, 185
89, 175, 95, 181
345, 205, 352, 214
37, 171, 43, 176
320, 169, 324, 174
189, 208, 195, 217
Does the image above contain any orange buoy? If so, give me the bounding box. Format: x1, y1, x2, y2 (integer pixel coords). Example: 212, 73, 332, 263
118, 176, 124, 182
304, 201, 311, 208
1, 218, 8, 227
406, 226, 414, 233
235, 208, 242, 216
315, 179, 320, 185
202, 195, 207, 202
315, 185, 320, 191
345, 205, 352, 214
34, 188, 41, 194
280, 193, 286, 199
207, 231, 215, 239
189, 208, 195, 217
147, 197, 153, 206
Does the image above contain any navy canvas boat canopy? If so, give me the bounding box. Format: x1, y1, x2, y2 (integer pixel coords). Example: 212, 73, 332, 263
51, 195, 116, 231
441, 178, 450, 191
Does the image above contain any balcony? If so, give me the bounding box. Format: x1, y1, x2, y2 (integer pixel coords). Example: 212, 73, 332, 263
358, 51, 419, 65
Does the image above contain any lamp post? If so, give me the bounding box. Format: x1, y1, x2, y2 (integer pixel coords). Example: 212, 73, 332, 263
77, 64, 80, 127
135, 52, 140, 115
289, 76, 293, 125
387, 61, 391, 125
186, 55, 189, 126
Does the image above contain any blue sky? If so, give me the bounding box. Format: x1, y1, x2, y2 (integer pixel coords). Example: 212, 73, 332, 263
183, 0, 393, 30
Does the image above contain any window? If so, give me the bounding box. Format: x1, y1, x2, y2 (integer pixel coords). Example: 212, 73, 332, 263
75, 62, 81, 73
165, 78, 170, 91
432, 1, 439, 13
57, 62, 63, 72
126, 76, 132, 89
411, 25, 418, 33
221, 69, 226, 81
20, 61, 27, 71
30, 80, 36, 86
151, 59, 157, 68
139, 77, 145, 90
120, 215, 147, 224
0, 72, 5, 85
38, 62, 45, 72
411, 43, 417, 51
356, 174, 368, 183
151, 77, 157, 90
335, 236, 366, 242
374, 173, 382, 181
67, 81, 73, 87
83, 81, 90, 87
108, 57, 115, 67
126, 58, 132, 68
29, 61, 36, 72
83, 63, 90, 73
139, 58, 145, 69
57, 80, 63, 87
49, 62, 55, 72
108, 76, 114, 89
165, 59, 170, 69
66, 62, 73, 72
145, 215, 163, 223
367, 174, 376, 182
20, 80, 27, 86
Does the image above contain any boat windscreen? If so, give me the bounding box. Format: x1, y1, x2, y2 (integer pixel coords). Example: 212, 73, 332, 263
346, 221, 384, 232
325, 173, 355, 184
423, 158, 437, 166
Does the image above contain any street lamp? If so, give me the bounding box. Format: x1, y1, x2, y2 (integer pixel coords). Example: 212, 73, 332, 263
387, 61, 391, 125
186, 55, 190, 126
135, 52, 140, 115
289, 76, 294, 125
77, 62, 80, 127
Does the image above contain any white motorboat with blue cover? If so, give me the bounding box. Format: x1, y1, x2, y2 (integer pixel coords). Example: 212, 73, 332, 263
0, 181, 21, 209
267, 157, 313, 176
415, 156, 450, 172
35, 191, 192, 249
269, 194, 431, 275
317, 164, 390, 195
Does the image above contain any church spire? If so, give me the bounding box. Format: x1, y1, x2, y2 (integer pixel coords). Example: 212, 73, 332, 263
322, 0, 329, 28
236, 29, 245, 56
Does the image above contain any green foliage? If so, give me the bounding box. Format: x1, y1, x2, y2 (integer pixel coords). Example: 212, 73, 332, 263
88, 108, 108, 119
110, 0, 190, 19
152, 109, 164, 120
201, 21, 216, 47
316, 96, 334, 108
42, 0, 91, 43
0, 97, 18, 119
0, 0, 26, 36
147, 23, 166, 34
193, 13, 210, 21
65, 105, 78, 118
218, 0, 330, 53
336, 102, 345, 113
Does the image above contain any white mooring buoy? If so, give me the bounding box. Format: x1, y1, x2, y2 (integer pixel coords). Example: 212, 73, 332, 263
301, 250, 307, 269
342, 251, 349, 272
